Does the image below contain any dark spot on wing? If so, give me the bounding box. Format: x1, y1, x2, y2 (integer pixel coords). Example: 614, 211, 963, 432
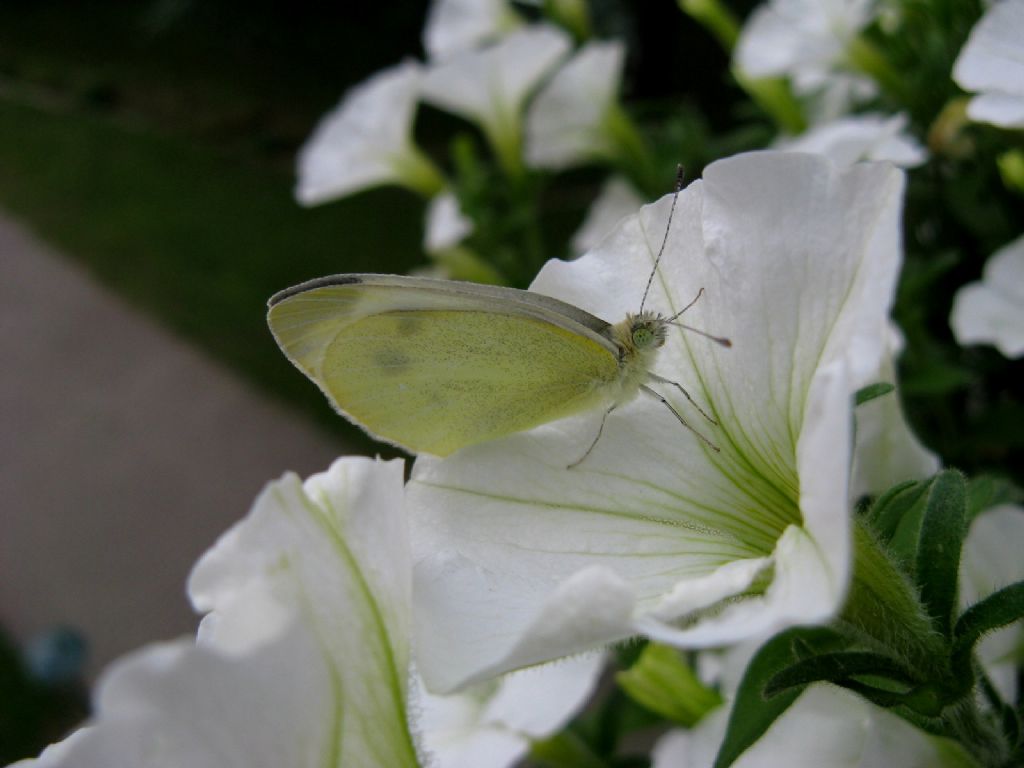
374, 348, 410, 373
397, 316, 421, 336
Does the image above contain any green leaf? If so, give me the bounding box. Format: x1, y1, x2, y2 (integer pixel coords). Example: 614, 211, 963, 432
900, 360, 973, 396
530, 728, 609, 768
979, 669, 1021, 749
616, 644, 722, 726
952, 581, 1024, 676
866, 479, 930, 544
916, 469, 968, 638
713, 628, 841, 768
764, 651, 916, 698
854, 381, 895, 406
572, 678, 658, 758
966, 475, 1024, 525
838, 679, 927, 711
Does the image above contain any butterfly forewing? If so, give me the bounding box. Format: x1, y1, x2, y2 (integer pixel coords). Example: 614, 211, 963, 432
267, 276, 621, 455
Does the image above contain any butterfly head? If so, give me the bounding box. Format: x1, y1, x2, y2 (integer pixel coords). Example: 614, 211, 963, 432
609, 312, 670, 368
628, 312, 669, 350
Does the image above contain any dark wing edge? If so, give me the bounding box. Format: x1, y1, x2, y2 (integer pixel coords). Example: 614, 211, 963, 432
267, 273, 618, 354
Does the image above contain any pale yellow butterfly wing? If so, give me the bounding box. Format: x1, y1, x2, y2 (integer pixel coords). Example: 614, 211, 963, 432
267, 275, 620, 455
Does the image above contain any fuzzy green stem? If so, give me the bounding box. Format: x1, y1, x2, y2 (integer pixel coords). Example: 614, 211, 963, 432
483, 115, 527, 184
430, 246, 507, 285
998, 149, 1024, 196
604, 103, 660, 196
733, 70, 807, 135
678, 0, 740, 51
845, 35, 908, 103
544, 0, 591, 42
530, 729, 608, 768
391, 146, 446, 198
840, 520, 947, 676
842, 521, 1009, 765
927, 97, 973, 157
940, 698, 1010, 767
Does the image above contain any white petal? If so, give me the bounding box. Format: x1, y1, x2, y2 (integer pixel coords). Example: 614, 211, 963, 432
673, 685, 970, 768
412, 653, 604, 768
735, 0, 876, 80
296, 61, 423, 205
950, 284, 1024, 358
410, 152, 905, 689
189, 456, 416, 765
954, 0, 1024, 127
20, 631, 337, 768
482, 652, 604, 736
570, 176, 646, 256
735, 0, 878, 118
414, 550, 633, 691
851, 325, 939, 498
950, 233, 1024, 358
961, 504, 1024, 702
735, 3, 805, 78
524, 40, 626, 170
424, 191, 474, 253
966, 91, 1024, 128
420, 25, 571, 137
652, 728, 702, 768
423, 0, 522, 61
984, 232, 1024, 290
777, 113, 927, 168
22, 457, 418, 768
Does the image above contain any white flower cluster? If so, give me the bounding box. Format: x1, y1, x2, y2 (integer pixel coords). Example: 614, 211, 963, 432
22, 146, 987, 768
17, 0, 1024, 766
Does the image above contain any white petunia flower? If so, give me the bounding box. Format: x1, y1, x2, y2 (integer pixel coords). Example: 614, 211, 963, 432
735, 0, 879, 121
651, 683, 974, 767
851, 324, 939, 498
412, 653, 605, 768
571, 176, 646, 256
950, 233, 1024, 358
409, 152, 906, 692
776, 113, 927, 168
296, 61, 443, 205
420, 25, 572, 173
953, 0, 1024, 129
17, 458, 419, 768
961, 504, 1024, 703
525, 40, 629, 170
423, 0, 523, 61
424, 191, 474, 254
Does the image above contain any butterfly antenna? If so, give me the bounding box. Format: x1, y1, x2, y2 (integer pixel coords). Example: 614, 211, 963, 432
665, 287, 732, 347
668, 322, 732, 347
667, 287, 705, 322
639, 165, 686, 315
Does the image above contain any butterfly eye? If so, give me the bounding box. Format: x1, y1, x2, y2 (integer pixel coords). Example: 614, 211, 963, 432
632, 326, 654, 348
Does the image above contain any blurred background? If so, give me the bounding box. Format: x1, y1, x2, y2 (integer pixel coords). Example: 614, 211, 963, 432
0, 1, 441, 756
1, 0, 1021, 761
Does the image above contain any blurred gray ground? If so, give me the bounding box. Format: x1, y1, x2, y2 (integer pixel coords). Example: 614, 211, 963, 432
0, 210, 348, 675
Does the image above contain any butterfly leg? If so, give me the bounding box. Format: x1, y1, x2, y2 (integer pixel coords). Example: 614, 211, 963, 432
640, 384, 720, 452
646, 372, 718, 425
567, 404, 617, 470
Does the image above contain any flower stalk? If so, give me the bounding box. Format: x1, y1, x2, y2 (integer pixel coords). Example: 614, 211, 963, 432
678, 0, 740, 52
391, 146, 447, 198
